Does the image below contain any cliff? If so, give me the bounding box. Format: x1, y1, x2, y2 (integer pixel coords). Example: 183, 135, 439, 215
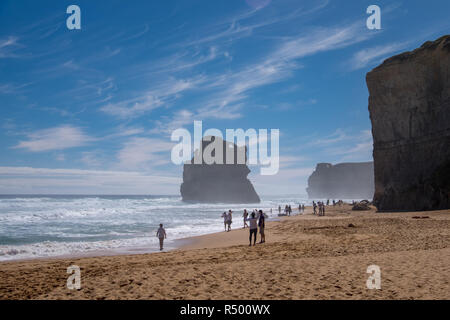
306, 162, 374, 200
180, 136, 261, 203
367, 35, 450, 211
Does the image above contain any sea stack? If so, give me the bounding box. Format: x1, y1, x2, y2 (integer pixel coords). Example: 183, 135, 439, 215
367, 35, 450, 211
180, 136, 261, 203
306, 162, 374, 200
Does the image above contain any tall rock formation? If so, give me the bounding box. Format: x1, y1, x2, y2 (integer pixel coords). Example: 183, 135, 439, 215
307, 162, 374, 199
367, 35, 450, 211
180, 136, 261, 203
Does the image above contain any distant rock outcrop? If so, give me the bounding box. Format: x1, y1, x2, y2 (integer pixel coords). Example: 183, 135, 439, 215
367, 35, 450, 211
180, 136, 261, 203
306, 162, 374, 199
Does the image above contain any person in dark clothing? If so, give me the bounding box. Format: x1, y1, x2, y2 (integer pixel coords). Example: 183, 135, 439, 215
258, 210, 266, 244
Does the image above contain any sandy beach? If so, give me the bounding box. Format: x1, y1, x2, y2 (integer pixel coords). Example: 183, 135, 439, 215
0, 205, 449, 300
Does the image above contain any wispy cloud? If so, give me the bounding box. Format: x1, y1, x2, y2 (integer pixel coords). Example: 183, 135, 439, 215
0, 36, 21, 58
80, 151, 103, 167
104, 126, 146, 139
0, 36, 18, 49
309, 129, 348, 147
13, 125, 92, 152
349, 42, 410, 70
132, 46, 220, 77
182, 0, 330, 47
321, 130, 373, 161
125, 24, 150, 41
0, 82, 32, 94
100, 77, 204, 119
116, 137, 175, 170
155, 21, 372, 133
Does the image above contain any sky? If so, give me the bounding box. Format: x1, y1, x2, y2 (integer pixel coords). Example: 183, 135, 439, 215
0, 0, 449, 195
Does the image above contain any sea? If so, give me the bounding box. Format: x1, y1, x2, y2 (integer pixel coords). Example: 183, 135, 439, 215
0, 194, 312, 261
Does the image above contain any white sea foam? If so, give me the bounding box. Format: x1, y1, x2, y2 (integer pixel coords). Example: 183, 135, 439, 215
0, 195, 309, 261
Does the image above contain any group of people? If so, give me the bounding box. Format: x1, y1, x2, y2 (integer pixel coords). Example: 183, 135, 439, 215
156, 199, 350, 251
278, 205, 291, 216
156, 208, 268, 251
278, 204, 305, 216
312, 201, 326, 216
221, 210, 233, 232
221, 209, 267, 245
243, 209, 267, 246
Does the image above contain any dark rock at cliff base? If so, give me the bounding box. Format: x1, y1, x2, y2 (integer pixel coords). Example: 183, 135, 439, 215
306, 162, 374, 199
367, 35, 450, 212
352, 201, 371, 211
180, 136, 260, 204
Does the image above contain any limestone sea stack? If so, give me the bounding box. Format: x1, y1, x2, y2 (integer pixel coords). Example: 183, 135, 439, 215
180, 136, 261, 203
306, 162, 374, 200
367, 35, 450, 211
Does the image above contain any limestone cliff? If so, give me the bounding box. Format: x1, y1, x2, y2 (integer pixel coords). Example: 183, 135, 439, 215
180, 136, 261, 203
306, 162, 374, 200
367, 35, 450, 211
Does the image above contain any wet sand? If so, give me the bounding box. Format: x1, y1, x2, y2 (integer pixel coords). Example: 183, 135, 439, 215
0, 205, 449, 300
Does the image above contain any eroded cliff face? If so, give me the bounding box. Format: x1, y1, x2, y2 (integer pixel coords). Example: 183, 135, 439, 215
306, 162, 374, 200
180, 136, 261, 204
367, 35, 450, 211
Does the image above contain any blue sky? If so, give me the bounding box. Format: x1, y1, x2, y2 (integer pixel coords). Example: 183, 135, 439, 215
0, 0, 449, 195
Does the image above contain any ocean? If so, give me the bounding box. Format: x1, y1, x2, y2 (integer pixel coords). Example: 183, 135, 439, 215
0, 194, 310, 261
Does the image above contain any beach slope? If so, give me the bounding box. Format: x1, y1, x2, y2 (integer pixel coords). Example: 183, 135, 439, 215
1, 205, 449, 300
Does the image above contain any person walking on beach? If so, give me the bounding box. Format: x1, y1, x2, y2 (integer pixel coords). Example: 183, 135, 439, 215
221, 212, 227, 231
245, 212, 258, 246
258, 210, 266, 244
227, 210, 233, 232
156, 224, 167, 251
302, 204, 305, 213
288, 205, 292, 216
243, 209, 249, 229
278, 205, 281, 215
313, 201, 317, 215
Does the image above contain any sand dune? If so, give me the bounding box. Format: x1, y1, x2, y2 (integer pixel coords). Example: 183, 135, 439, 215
0, 205, 449, 300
